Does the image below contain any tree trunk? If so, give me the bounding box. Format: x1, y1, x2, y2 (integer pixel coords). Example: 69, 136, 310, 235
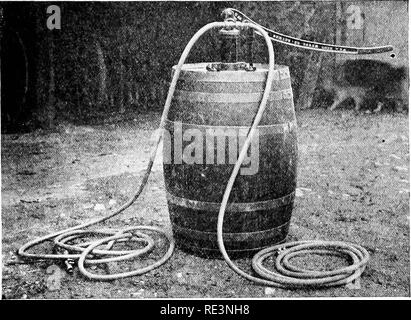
45, 33, 56, 127
95, 38, 108, 109
118, 42, 125, 114
34, 5, 55, 128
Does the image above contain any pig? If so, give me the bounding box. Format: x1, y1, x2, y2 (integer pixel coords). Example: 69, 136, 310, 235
323, 59, 408, 112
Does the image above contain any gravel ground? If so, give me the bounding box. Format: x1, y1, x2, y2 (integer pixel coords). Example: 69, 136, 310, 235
1, 109, 409, 298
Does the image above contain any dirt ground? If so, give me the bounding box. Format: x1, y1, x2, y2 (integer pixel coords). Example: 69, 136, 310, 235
1, 108, 410, 299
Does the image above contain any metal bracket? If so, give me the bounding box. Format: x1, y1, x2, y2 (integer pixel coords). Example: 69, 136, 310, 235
206, 62, 256, 72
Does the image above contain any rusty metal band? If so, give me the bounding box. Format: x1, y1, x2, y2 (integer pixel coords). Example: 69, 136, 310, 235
166, 191, 295, 212
174, 76, 291, 93
164, 119, 296, 136
172, 63, 290, 82
176, 240, 285, 254
172, 221, 290, 242
173, 88, 293, 103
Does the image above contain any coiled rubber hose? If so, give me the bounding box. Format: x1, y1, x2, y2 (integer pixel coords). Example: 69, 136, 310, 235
18, 21, 369, 286
16, 21, 245, 281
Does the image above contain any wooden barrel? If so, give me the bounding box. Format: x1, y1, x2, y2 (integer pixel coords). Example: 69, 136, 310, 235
163, 63, 298, 257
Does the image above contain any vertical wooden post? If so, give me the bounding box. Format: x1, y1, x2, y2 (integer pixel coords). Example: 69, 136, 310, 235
118, 27, 126, 114
95, 38, 108, 110
46, 32, 56, 127
295, 6, 322, 111
335, 1, 342, 66
34, 5, 55, 128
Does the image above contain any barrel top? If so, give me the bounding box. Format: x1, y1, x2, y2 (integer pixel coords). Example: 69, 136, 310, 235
172, 63, 290, 82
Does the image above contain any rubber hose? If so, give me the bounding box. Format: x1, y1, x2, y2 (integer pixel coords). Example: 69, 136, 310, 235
16, 21, 244, 280
215, 23, 370, 288
18, 20, 370, 286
